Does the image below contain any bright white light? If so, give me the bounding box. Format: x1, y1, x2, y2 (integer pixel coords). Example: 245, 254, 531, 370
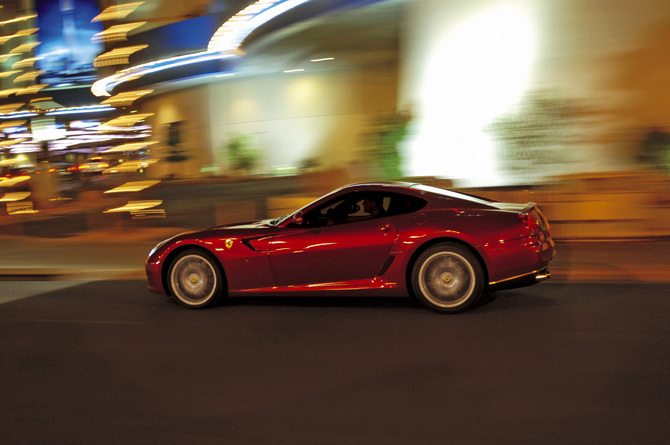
408, 2, 536, 186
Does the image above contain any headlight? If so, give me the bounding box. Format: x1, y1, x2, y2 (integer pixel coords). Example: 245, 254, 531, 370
148, 238, 170, 258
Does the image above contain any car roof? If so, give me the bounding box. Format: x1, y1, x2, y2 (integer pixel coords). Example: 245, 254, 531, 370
334, 182, 496, 207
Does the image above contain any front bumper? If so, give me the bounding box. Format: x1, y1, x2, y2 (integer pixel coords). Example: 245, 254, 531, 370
145, 258, 167, 295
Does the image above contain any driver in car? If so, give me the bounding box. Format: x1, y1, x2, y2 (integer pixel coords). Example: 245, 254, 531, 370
363, 195, 385, 218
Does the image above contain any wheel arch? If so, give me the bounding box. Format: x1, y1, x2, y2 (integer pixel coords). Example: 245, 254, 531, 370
162, 244, 227, 297
405, 237, 489, 296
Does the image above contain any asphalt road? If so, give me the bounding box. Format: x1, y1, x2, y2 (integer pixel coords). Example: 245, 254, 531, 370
1, 280, 668, 444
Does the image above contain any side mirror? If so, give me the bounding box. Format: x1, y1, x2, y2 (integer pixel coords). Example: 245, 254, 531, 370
292, 211, 304, 226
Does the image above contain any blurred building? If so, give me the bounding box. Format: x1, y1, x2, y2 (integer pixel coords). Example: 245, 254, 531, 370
1, 0, 670, 186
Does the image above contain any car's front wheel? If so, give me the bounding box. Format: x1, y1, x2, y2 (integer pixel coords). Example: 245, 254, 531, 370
168, 249, 223, 308
411, 243, 484, 313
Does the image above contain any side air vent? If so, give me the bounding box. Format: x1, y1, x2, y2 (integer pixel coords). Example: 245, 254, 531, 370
376, 255, 395, 277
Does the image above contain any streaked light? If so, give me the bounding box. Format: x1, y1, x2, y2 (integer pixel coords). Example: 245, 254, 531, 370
94, 45, 148, 67
70, 120, 100, 129
0, 88, 20, 97
99, 90, 153, 107
0, 54, 19, 63
99, 113, 154, 129
310, 57, 334, 62
92, 2, 144, 22
283, 68, 304, 73
16, 84, 48, 95
13, 71, 43, 83
0, 191, 31, 202
0, 103, 25, 114
104, 180, 161, 194
102, 159, 158, 174
0, 176, 31, 187
0, 70, 20, 79
0, 138, 27, 147
101, 140, 158, 153
0, 27, 38, 45
92, 0, 311, 97
0, 111, 39, 119
104, 200, 162, 213
92, 52, 233, 97
10, 42, 40, 54
7, 200, 38, 214
92, 22, 146, 43
45, 105, 116, 116
0, 120, 26, 131
208, 0, 312, 52
12, 57, 42, 69
0, 14, 38, 26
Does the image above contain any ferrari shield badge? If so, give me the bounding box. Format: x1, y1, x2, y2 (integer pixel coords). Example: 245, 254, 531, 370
225, 239, 234, 249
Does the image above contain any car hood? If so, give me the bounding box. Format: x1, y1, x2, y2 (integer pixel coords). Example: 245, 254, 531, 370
187, 219, 279, 239
210, 219, 276, 230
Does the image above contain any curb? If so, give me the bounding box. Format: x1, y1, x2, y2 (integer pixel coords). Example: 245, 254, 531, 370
0, 268, 146, 281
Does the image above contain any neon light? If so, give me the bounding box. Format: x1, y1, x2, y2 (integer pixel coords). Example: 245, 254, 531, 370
93, 0, 312, 96
92, 52, 234, 96
208, 0, 311, 52
45, 106, 116, 116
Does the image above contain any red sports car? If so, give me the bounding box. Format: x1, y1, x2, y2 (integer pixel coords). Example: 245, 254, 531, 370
145, 182, 554, 313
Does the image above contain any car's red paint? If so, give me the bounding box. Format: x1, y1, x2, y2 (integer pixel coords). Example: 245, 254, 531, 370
146, 182, 555, 310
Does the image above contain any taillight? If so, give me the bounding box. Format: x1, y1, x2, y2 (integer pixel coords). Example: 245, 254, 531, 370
519, 213, 540, 234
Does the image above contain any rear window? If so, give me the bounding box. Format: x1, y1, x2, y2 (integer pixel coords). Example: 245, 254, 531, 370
385, 192, 426, 216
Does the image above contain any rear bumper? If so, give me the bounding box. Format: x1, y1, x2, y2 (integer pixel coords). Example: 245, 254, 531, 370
489, 267, 551, 291
483, 233, 555, 285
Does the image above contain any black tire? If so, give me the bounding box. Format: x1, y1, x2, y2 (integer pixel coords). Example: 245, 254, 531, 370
411, 242, 484, 313
168, 249, 224, 308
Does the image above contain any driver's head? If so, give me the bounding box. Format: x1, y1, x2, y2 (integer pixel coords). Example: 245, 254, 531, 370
363, 195, 383, 215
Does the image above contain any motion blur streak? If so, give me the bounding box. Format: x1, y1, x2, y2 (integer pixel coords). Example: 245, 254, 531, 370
406, 1, 536, 186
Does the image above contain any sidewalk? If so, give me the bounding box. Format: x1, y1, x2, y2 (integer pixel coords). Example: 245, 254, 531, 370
1, 228, 668, 283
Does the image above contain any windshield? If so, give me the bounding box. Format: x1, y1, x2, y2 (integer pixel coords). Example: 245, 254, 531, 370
270, 213, 294, 226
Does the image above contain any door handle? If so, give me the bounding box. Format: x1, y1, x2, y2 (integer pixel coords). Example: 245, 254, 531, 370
378, 224, 390, 232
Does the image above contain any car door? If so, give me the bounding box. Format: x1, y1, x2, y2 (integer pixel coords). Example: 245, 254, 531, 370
268, 216, 398, 287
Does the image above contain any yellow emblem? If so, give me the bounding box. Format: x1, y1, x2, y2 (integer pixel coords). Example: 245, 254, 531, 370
225, 239, 234, 249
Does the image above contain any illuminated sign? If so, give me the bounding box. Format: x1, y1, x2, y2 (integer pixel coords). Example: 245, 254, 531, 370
34, 0, 104, 86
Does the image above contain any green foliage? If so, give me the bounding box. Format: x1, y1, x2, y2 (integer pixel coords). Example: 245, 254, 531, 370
638, 129, 670, 174
226, 135, 259, 173
366, 110, 412, 179
165, 121, 190, 164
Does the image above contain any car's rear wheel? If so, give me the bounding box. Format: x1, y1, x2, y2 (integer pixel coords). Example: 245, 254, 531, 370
168, 249, 223, 308
411, 243, 484, 313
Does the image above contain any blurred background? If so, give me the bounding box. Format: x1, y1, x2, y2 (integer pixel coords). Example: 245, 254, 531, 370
0, 0, 669, 240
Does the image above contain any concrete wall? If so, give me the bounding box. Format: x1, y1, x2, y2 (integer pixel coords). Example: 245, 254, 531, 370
142, 63, 398, 179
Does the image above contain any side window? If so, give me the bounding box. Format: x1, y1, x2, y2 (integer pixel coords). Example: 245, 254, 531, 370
302, 191, 426, 227
303, 195, 358, 227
